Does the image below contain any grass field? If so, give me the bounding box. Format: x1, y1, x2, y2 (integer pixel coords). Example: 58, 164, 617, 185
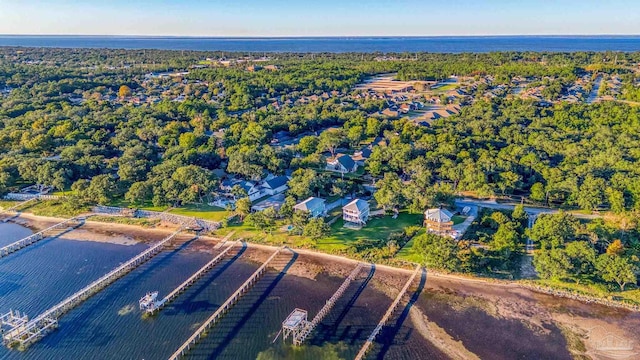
452, 215, 466, 225
0, 200, 18, 209
431, 83, 458, 92
394, 228, 425, 263
168, 204, 232, 221
215, 211, 424, 253
315, 212, 423, 252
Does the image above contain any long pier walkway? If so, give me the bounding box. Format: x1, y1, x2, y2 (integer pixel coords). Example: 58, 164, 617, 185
168, 246, 292, 360
354, 264, 422, 360
140, 240, 243, 314
0, 228, 185, 349
0, 198, 38, 220
0, 216, 86, 259
282, 262, 366, 346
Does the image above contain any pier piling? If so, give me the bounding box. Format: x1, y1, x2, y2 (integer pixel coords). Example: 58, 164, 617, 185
354, 264, 422, 360
168, 246, 293, 360
0, 228, 184, 349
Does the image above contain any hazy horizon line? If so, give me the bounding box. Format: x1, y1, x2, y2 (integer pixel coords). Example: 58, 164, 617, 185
1, 34, 640, 39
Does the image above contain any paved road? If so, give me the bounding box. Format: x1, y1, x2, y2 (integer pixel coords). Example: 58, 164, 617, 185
586, 75, 603, 104
452, 204, 477, 238
455, 198, 604, 255
454, 199, 602, 220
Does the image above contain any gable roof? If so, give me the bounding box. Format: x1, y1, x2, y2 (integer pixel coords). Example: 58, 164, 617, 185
359, 147, 372, 158
424, 208, 453, 223
265, 175, 289, 189
294, 197, 326, 212
240, 181, 256, 193
336, 154, 356, 170
343, 199, 369, 213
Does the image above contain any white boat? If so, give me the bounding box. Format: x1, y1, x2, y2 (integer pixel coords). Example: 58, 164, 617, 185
139, 291, 159, 311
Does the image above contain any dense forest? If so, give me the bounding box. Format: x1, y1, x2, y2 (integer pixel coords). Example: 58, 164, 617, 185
1, 47, 639, 295
1, 47, 640, 211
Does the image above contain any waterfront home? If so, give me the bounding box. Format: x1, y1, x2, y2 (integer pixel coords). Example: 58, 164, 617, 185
342, 199, 370, 227
220, 174, 289, 203
293, 197, 326, 218
424, 208, 454, 236
251, 193, 286, 212
326, 154, 358, 174
262, 175, 289, 195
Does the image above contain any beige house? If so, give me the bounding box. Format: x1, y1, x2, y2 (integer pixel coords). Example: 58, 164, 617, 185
424, 208, 454, 236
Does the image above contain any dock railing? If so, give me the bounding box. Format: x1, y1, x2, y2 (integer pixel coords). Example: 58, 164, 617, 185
143, 240, 242, 314
0, 216, 86, 258
288, 262, 365, 345
168, 246, 290, 360
1, 228, 184, 348
354, 264, 422, 360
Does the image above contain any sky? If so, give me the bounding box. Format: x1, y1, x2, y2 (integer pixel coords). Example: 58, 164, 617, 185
0, 0, 639, 37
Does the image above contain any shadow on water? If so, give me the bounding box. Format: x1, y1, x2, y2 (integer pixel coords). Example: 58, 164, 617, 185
312, 263, 376, 345
0, 227, 76, 262
164, 242, 248, 316
113, 235, 200, 287
186, 250, 298, 360
39, 236, 201, 350
375, 268, 428, 360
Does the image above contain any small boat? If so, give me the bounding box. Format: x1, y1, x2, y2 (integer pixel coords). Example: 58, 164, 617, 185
139, 291, 159, 310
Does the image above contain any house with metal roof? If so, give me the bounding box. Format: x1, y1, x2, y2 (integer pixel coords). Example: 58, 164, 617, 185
293, 197, 326, 218
424, 208, 454, 236
342, 199, 370, 227
263, 175, 289, 194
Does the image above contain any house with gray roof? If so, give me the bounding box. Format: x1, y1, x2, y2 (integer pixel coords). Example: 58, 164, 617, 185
326, 154, 358, 174
424, 208, 454, 236
263, 175, 289, 194
293, 197, 326, 218
342, 199, 370, 226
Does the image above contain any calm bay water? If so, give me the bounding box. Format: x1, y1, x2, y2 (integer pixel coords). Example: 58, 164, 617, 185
0, 223, 432, 360
0, 36, 640, 53
1, 222, 599, 359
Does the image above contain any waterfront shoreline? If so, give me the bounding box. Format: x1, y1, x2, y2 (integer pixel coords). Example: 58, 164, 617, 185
4, 213, 640, 358
8, 211, 640, 309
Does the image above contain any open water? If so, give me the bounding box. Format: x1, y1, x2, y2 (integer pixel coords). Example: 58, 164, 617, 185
0, 223, 436, 359
1, 221, 615, 359
0, 36, 640, 53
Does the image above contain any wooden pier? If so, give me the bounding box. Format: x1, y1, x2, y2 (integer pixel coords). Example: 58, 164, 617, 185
140, 240, 242, 314
0, 228, 184, 349
0, 198, 38, 220
168, 246, 292, 360
0, 216, 86, 259
354, 264, 422, 360
282, 262, 365, 346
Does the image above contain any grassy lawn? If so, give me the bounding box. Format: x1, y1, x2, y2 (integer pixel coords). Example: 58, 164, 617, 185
431, 83, 458, 92
168, 204, 232, 221
22, 199, 88, 217
0, 200, 19, 209
452, 215, 467, 225
214, 211, 424, 253
315, 212, 423, 252
395, 227, 426, 263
